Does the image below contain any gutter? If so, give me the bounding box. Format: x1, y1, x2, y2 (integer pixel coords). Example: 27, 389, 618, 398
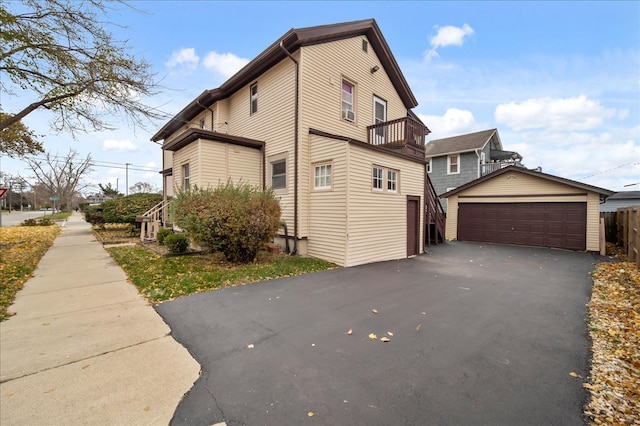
279, 41, 299, 255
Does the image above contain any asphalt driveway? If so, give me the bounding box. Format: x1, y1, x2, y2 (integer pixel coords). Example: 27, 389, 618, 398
156, 242, 602, 426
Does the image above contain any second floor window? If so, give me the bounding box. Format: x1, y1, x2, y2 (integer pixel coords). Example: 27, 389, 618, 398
342, 80, 355, 121
448, 154, 460, 174
250, 83, 258, 115
182, 164, 190, 189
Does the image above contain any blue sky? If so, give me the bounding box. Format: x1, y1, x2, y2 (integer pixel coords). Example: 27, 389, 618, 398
2, 0, 638, 194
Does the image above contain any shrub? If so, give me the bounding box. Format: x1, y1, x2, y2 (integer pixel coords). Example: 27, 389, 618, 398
157, 227, 173, 245
84, 193, 162, 225
164, 233, 189, 254
172, 181, 281, 263
21, 218, 54, 226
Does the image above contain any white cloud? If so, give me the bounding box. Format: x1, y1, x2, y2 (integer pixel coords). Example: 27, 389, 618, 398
425, 23, 474, 60
165, 48, 200, 69
419, 108, 480, 139
495, 95, 617, 131
203, 51, 250, 78
102, 139, 138, 152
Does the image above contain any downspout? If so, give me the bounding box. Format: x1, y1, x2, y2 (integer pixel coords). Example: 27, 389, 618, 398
279, 41, 299, 255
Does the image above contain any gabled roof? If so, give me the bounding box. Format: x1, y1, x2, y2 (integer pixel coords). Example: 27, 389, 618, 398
152, 19, 417, 142
607, 191, 639, 200
441, 165, 615, 198
424, 128, 500, 157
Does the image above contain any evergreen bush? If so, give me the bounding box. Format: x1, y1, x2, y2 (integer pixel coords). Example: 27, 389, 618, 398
157, 227, 173, 245
164, 233, 189, 254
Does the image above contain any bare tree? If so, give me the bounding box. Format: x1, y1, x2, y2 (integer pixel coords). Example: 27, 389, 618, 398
25, 150, 93, 210
129, 181, 157, 194
0, 0, 168, 135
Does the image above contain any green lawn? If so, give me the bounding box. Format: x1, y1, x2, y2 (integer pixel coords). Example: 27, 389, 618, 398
107, 245, 336, 302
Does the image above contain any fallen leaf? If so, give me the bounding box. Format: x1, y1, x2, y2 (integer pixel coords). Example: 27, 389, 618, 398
346, 329, 353, 335
369, 333, 377, 340
380, 337, 390, 342
6, 391, 15, 396
143, 406, 151, 412
43, 388, 55, 393
42, 323, 49, 326
371, 309, 378, 314
416, 324, 422, 331
81, 364, 90, 369
308, 411, 314, 417
569, 372, 579, 378
247, 344, 255, 349
387, 332, 394, 336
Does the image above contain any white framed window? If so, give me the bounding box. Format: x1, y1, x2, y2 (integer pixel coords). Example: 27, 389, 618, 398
342, 80, 355, 121
372, 166, 399, 193
270, 154, 287, 190
387, 169, 397, 192
198, 118, 205, 129
448, 154, 460, 174
426, 158, 432, 173
314, 163, 332, 190
182, 164, 190, 189
250, 83, 258, 115
372, 166, 383, 191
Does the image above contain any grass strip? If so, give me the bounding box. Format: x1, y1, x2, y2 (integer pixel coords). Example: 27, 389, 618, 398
107, 245, 336, 302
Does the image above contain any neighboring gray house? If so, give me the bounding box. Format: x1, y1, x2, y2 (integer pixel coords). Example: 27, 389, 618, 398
600, 191, 640, 212
424, 129, 523, 210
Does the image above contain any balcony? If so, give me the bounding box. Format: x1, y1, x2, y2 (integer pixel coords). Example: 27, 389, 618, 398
481, 159, 525, 176
367, 116, 428, 158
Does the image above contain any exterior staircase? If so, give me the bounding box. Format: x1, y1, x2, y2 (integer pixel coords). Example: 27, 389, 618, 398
425, 177, 446, 245
137, 199, 169, 242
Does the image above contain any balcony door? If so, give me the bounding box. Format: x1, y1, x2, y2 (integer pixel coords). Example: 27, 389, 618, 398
373, 96, 387, 145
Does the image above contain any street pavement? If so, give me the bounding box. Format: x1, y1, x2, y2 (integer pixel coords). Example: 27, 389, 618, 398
156, 242, 603, 426
0, 210, 47, 227
0, 212, 200, 425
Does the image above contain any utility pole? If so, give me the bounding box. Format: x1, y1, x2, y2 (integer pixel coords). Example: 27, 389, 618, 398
125, 163, 130, 196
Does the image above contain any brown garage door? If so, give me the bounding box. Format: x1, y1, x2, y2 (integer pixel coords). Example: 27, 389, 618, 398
457, 202, 586, 250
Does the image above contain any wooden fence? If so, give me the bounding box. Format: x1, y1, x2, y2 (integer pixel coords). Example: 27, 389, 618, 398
615, 206, 640, 269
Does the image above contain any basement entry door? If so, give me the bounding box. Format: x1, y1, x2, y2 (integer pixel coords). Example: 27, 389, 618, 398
457, 202, 587, 251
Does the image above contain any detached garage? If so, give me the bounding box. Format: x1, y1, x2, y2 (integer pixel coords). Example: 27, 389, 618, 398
443, 166, 614, 252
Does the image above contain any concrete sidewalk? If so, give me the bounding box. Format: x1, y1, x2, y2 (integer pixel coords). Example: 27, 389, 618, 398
0, 212, 200, 425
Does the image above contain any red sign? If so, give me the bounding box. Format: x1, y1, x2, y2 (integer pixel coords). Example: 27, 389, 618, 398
0, 188, 7, 199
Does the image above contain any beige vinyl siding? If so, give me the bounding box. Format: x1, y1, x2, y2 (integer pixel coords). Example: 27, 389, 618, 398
457, 173, 587, 198
198, 141, 261, 188
586, 192, 600, 251
299, 37, 406, 144
345, 144, 424, 267
298, 36, 409, 240
173, 142, 200, 191
226, 57, 297, 233
445, 195, 459, 241
308, 134, 348, 265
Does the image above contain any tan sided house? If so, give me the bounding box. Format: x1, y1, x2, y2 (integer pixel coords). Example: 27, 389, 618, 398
149, 19, 445, 267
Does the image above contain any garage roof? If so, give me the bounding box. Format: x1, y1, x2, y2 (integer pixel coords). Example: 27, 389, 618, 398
441, 165, 615, 198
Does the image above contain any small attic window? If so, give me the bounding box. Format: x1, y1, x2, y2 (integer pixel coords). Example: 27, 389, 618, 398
362, 40, 368, 53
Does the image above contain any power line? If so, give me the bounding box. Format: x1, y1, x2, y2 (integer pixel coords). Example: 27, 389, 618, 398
582, 162, 639, 179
